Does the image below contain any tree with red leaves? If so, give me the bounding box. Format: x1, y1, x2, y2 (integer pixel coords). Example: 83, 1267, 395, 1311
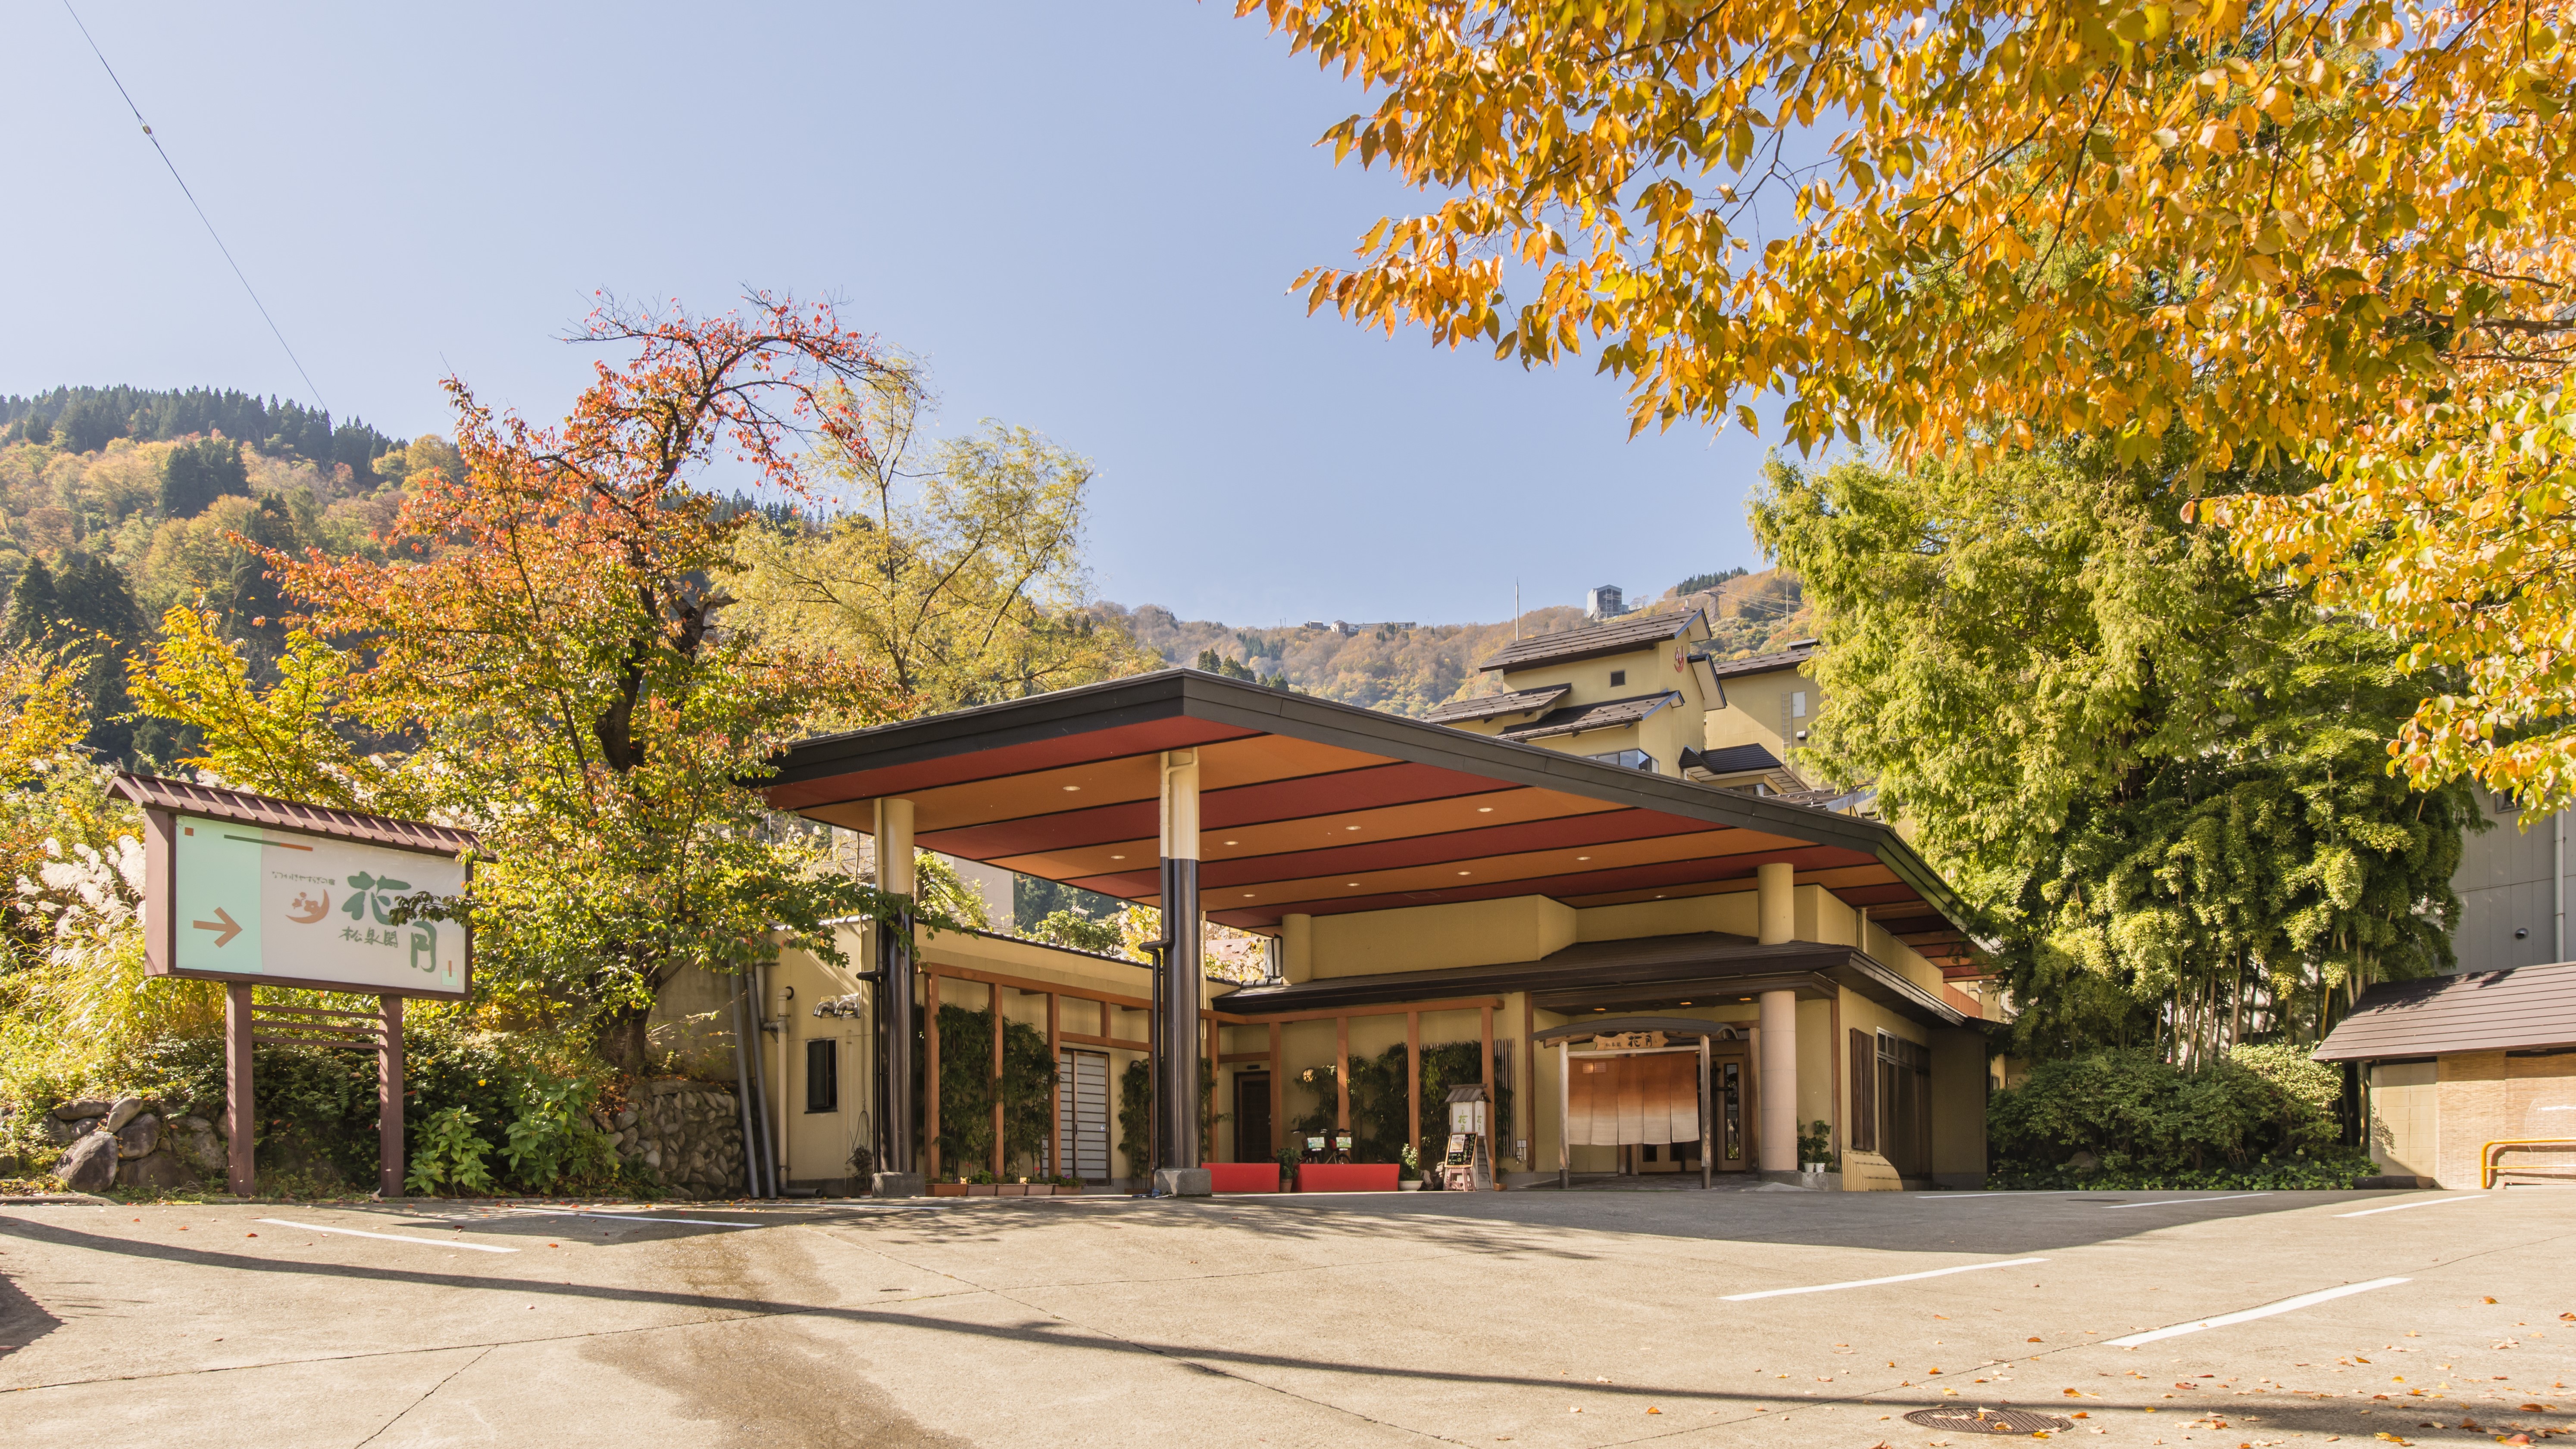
240, 292, 919, 1065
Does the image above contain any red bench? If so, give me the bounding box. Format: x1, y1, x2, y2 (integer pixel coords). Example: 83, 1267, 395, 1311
1295, 1163, 1401, 1193
1205, 1162, 1284, 1193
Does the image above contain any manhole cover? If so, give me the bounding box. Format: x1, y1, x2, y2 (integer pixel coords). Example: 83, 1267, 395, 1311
1902, 1407, 2076, 1435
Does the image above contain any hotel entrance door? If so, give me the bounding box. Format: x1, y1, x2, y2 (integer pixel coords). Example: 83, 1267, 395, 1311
1233, 1071, 1272, 1162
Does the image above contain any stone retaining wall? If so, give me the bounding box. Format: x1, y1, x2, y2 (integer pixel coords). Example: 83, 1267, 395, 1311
35, 1096, 224, 1192
597, 1078, 747, 1200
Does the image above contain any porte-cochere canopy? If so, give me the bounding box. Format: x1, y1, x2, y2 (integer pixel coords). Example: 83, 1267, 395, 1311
765, 670, 1977, 971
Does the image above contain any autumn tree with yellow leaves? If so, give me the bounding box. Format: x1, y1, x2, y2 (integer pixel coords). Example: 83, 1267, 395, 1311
1241, 0, 2576, 812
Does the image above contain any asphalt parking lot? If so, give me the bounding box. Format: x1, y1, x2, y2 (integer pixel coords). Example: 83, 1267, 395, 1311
2, 1186, 2570, 1447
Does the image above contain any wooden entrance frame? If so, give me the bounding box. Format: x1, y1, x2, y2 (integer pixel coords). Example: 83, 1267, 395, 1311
1540, 1017, 1746, 1190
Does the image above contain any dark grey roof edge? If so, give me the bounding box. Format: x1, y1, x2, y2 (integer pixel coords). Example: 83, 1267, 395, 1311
769, 668, 1979, 946
1476, 609, 1705, 672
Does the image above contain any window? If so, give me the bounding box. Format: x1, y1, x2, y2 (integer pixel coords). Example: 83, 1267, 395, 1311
1586, 748, 1655, 773
1792, 690, 1807, 718
804, 1037, 838, 1113
1608, 669, 1626, 687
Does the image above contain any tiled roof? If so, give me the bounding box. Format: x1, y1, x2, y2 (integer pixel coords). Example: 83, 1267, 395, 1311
109, 772, 481, 855
1478, 609, 1701, 673
1498, 691, 1681, 743
1420, 684, 1572, 725
2312, 960, 2576, 1060
1705, 641, 1820, 680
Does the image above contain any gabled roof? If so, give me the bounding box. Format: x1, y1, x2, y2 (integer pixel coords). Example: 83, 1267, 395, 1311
763, 668, 1977, 966
1705, 641, 1820, 680
110, 773, 480, 856
1478, 609, 1702, 673
1497, 691, 1681, 743
2312, 960, 2576, 1060
1421, 684, 1572, 725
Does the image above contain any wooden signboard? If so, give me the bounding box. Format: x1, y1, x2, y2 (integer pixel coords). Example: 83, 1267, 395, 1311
113, 775, 479, 1198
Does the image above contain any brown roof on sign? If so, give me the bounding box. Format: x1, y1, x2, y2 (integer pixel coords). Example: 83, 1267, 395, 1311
2311, 960, 2576, 1060
1420, 684, 1572, 725
761, 669, 1979, 968
1499, 692, 1682, 743
1705, 641, 1820, 680
1477, 610, 1701, 673
110, 773, 481, 856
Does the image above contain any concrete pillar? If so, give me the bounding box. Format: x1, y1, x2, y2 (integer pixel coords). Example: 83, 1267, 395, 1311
1156, 750, 1207, 1189
1282, 913, 1313, 984
872, 798, 920, 1193
1757, 861, 1795, 945
1759, 989, 1798, 1173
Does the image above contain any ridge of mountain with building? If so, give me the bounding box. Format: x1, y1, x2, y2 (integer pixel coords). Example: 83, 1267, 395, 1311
1100, 566, 1812, 717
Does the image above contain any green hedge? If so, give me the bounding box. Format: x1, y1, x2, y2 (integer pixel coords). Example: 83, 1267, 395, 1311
1988, 1045, 2371, 1189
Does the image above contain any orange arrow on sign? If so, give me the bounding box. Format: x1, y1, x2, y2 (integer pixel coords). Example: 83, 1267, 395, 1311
192, 906, 242, 947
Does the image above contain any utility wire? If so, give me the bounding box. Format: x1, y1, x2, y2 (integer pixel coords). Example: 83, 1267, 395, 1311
60, 0, 329, 416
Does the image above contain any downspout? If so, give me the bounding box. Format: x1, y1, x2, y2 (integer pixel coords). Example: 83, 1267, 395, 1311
743, 966, 775, 1197
729, 978, 761, 1198
776, 981, 795, 1193
2556, 806, 2567, 964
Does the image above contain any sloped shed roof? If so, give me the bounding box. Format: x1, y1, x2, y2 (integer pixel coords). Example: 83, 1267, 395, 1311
2311, 960, 2576, 1061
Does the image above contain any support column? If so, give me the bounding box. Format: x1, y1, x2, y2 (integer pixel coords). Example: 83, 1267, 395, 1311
1282, 913, 1313, 984
1405, 1011, 1421, 1165
990, 981, 1005, 1181
1155, 750, 1208, 1193
1758, 988, 1798, 1174
225, 982, 253, 1196
1204, 1014, 1222, 1160
1480, 1003, 1497, 1189
1757, 860, 1795, 946
874, 798, 922, 1194
1335, 1015, 1351, 1135
925, 967, 941, 1183
378, 995, 405, 1199
1046, 993, 1061, 1178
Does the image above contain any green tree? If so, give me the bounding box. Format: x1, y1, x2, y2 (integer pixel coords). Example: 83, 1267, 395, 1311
728, 366, 1154, 713
1752, 445, 2476, 1061
159, 437, 250, 518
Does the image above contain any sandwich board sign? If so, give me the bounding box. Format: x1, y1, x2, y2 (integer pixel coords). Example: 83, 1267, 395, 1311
113, 774, 478, 1197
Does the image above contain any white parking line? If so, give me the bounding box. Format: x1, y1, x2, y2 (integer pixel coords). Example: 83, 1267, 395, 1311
2334, 1195, 2482, 1218
2098, 1192, 2272, 1210
2107, 1276, 2410, 1346
256, 1218, 519, 1252
1912, 1191, 2080, 1200
502, 1208, 764, 1230
1720, 1256, 2048, 1301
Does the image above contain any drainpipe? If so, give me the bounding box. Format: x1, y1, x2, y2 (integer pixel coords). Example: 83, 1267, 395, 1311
743, 967, 775, 1197
2547, 807, 2563, 962
729, 979, 761, 1198
776, 981, 795, 1192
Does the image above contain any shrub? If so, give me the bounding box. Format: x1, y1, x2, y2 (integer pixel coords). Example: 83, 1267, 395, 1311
922, 1002, 1059, 1177
407, 1105, 497, 1195
1988, 1046, 2368, 1189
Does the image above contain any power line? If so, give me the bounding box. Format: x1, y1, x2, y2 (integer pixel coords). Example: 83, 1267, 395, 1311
59, 0, 329, 416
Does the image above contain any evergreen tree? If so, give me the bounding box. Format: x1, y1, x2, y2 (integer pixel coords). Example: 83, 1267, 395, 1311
4, 559, 59, 650
159, 437, 251, 518
52, 396, 123, 453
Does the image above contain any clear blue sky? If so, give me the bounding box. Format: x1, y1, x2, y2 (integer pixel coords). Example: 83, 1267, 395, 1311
3, 1, 1785, 626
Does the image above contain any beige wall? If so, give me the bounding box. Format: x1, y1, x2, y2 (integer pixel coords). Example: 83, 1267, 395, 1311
1311, 895, 1576, 977
1575, 891, 1759, 941
1703, 664, 1818, 767
1927, 1027, 1990, 1187
2423, 1050, 2576, 1188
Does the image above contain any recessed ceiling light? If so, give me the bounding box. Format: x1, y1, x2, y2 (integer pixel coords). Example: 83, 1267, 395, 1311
1576, 855, 1591, 861
1223, 840, 1238, 846
1110, 854, 1126, 860
1738, 996, 1752, 1002
1456, 870, 1471, 876
1593, 1007, 1607, 1012
1346, 881, 1359, 887
1655, 894, 1666, 899
1061, 784, 1081, 792
1242, 893, 1255, 898
1477, 806, 1494, 813
1345, 825, 1361, 831
1679, 1001, 1693, 1006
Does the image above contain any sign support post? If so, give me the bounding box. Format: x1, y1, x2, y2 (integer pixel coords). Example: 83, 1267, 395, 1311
226, 982, 255, 1196
379, 994, 405, 1198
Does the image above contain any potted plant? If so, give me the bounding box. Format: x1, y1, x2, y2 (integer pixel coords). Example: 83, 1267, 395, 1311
966, 1169, 1000, 1196
1798, 1120, 1835, 1175
1051, 1174, 1084, 1196
1398, 1143, 1424, 1190
932, 1175, 969, 1197
999, 1176, 1029, 1196
1274, 1144, 1300, 1193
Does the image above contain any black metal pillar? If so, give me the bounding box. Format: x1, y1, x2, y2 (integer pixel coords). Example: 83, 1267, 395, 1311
1156, 857, 1201, 1171
877, 909, 915, 1177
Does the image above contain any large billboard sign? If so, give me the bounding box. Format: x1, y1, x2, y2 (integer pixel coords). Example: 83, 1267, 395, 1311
119, 775, 477, 1000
